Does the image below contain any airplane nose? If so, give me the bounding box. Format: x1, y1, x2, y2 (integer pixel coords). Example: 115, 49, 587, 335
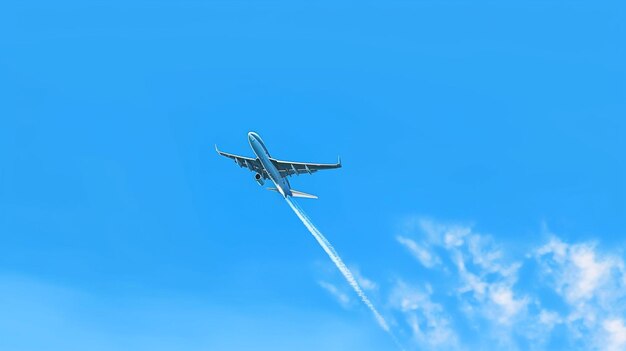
248, 132, 257, 142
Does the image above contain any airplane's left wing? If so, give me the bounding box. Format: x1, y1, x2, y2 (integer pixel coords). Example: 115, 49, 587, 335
215, 145, 267, 178
271, 157, 342, 177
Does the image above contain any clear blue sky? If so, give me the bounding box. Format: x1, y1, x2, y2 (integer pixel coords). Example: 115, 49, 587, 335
1, 1, 624, 350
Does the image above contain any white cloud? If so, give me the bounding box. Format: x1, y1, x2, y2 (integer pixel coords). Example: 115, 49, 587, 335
444, 228, 469, 248
418, 219, 471, 248
533, 236, 626, 350
455, 258, 527, 326
389, 281, 459, 350
466, 234, 515, 278
603, 318, 626, 351
487, 285, 528, 325
568, 245, 613, 302
393, 218, 626, 350
318, 281, 351, 308
538, 309, 562, 330
416, 221, 528, 327
396, 235, 440, 268
349, 266, 379, 292
455, 251, 488, 298
536, 238, 620, 304
311, 217, 626, 349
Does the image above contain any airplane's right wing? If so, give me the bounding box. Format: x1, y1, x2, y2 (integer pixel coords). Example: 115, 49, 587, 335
215, 145, 268, 178
271, 157, 342, 178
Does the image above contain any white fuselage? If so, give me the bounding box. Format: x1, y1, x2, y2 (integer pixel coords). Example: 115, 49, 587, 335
248, 132, 292, 197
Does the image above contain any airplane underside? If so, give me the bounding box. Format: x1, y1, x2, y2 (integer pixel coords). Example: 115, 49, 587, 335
216, 132, 340, 200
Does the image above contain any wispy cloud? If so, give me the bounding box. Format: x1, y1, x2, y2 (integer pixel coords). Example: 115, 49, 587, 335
319, 281, 352, 308
350, 266, 379, 292
396, 236, 440, 268
534, 235, 626, 349
389, 218, 626, 350
535, 237, 622, 304
389, 281, 459, 350
603, 318, 626, 351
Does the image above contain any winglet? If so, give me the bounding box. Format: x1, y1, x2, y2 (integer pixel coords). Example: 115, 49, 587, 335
215, 144, 220, 154
338, 156, 342, 167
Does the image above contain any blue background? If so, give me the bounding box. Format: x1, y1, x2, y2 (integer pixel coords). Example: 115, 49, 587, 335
1, 0, 624, 350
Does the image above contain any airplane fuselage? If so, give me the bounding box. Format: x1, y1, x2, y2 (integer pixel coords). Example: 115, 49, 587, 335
248, 132, 292, 197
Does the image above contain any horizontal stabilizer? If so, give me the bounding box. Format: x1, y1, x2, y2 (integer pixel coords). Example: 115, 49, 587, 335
267, 187, 318, 199
291, 189, 318, 199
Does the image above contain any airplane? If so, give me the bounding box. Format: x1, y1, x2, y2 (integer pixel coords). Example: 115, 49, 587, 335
216, 132, 341, 199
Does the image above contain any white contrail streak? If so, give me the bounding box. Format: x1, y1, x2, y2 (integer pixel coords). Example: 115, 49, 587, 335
285, 197, 404, 350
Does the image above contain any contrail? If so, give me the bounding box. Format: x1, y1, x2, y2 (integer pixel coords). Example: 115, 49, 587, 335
285, 197, 404, 350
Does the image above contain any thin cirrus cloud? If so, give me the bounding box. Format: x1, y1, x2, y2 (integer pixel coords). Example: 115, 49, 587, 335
389, 218, 626, 351
395, 236, 441, 269
319, 281, 352, 308
318, 266, 379, 309
388, 281, 459, 349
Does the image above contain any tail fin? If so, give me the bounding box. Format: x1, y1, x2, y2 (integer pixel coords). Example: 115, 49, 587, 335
267, 187, 318, 199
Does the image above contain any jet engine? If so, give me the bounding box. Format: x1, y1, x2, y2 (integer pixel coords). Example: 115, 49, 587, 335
255, 173, 265, 186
